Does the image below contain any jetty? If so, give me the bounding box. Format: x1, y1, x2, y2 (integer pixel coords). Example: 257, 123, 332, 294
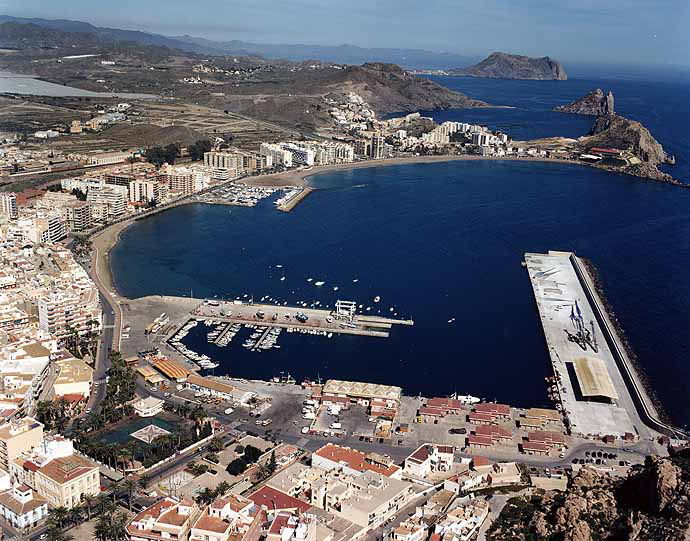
190, 298, 413, 339
525, 250, 682, 440
276, 186, 314, 212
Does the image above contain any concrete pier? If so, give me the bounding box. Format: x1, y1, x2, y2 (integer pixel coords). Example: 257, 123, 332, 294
277, 186, 314, 212
525, 251, 684, 440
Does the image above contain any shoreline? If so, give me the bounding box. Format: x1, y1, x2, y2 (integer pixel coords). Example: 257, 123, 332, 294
92, 152, 686, 302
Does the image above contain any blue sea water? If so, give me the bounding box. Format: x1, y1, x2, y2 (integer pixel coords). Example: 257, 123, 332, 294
112, 73, 690, 427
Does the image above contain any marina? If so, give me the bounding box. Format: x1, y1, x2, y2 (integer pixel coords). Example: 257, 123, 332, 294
193, 183, 279, 207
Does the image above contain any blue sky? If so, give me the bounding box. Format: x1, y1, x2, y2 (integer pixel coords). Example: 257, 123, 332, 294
2, 0, 688, 66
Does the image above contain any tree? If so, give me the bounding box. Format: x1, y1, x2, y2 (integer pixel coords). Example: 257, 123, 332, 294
215, 481, 231, 497
122, 478, 138, 512
268, 449, 277, 475
243, 445, 262, 463
226, 458, 247, 476
47, 506, 69, 530
195, 487, 214, 506
81, 493, 95, 520
207, 437, 224, 453
187, 139, 212, 161
163, 143, 181, 165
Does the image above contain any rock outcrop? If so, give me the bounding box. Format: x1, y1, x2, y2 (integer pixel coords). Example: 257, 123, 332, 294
486, 457, 690, 541
555, 88, 614, 115
450, 52, 567, 80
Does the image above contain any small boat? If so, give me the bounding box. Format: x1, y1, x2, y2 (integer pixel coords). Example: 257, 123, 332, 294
374, 296, 381, 303
353, 279, 359, 283
315, 281, 325, 286
333, 286, 339, 291
276, 264, 283, 268
307, 278, 313, 282
280, 277, 286, 281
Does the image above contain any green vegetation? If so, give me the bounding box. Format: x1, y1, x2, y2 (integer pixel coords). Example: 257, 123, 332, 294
187, 139, 213, 161
144, 143, 180, 166
36, 397, 71, 431
71, 187, 87, 201
186, 462, 210, 475
195, 481, 231, 505
62, 319, 100, 360
225, 444, 265, 477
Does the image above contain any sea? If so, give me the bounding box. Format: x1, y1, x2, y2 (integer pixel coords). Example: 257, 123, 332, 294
111, 69, 690, 428
0, 70, 155, 99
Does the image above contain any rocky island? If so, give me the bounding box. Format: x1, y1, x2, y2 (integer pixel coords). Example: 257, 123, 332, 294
555, 88, 615, 115
449, 51, 567, 80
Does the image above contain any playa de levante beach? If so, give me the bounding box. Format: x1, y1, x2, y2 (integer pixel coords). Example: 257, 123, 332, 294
111, 70, 690, 428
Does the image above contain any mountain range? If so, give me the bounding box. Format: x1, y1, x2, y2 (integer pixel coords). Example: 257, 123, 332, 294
0, 15, 476, 68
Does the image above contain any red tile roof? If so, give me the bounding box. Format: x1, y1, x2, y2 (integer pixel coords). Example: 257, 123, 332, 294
313, 443, 401, 477
428, 397, 464, 410
467, 434, 493, 446
249, 486, 310, 513
473, 403, 510, 415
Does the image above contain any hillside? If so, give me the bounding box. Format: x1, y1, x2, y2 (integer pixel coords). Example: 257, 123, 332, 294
102, 124, 205, 147
487, 456, 690, 541
450, 52, 567, 80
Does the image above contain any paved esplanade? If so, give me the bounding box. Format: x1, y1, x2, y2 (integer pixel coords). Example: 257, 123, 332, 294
525, 251, 654, 439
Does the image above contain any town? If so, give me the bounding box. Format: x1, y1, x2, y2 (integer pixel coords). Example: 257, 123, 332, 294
0, 18, 687, 541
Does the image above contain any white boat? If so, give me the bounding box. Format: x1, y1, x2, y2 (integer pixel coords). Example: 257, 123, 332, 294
307, 278, 313, 282
353, 279, 359, 283
456, 394, 481, 404
315, 281, 325, 286
280, 276, 286, 281
374, 296, 381, 303
333, 286, 339, 291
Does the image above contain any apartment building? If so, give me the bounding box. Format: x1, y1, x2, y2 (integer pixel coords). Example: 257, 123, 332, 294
86, 151, 133, 166
0, 417, 43, 471
86, 184, 128, 217
311, 469, 414, 531
53, 357, 93, 398
279, 143, 315, 166
129, 179, 161, 204
63, 201, 93, 232
260, 143, 292, 168
37, 291, 101, 337
127, 497, 200, 541
0, 192, 18, 219
34, 454, 100, 508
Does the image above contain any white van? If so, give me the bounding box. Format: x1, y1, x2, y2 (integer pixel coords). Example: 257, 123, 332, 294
330, 422, 342, 430
224, 407, 234, 415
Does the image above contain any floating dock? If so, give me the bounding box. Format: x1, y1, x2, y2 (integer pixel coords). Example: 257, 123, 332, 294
192, 300, 413, 338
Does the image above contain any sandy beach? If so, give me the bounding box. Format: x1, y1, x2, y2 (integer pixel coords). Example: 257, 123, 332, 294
240, 154, 580, 188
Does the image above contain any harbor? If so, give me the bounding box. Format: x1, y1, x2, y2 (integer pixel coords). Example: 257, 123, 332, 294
524, 250, 676, 439
189, 298, 414, 339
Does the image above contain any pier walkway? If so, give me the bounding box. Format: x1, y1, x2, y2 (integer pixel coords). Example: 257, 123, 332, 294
191, 300, 413, 338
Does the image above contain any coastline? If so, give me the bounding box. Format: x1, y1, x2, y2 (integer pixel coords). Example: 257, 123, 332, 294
92, 151, 684, 302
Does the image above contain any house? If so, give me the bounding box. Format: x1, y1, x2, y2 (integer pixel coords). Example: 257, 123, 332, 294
312, 443, 402, 479
427, 397, 464, 415
404, 444, 454, 478
34, 454, 100, 508
487, 462, 522, 487
248, 486, 311, 514
521, 441, 551, 456
127, 497, 200, 541
528, 430, 566, 449
0, 484, 48, 529
522, 408, 561, 429
132, 396, 164, 417
474, 425, 512, 445
418, 406, 446, 422
190, 495, 257, 541
472, 403, 511, 421
467, 412, 494, 425
467, 434, 494, 450
434, 500, 489, 541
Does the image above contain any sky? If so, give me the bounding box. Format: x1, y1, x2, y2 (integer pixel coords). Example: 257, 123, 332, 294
1, 0, 689, 66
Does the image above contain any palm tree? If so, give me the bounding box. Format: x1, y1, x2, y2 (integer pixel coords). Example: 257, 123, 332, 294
46, 525, 74, 541
47, 506, 69, 529
215, 481, 231, 497
81, 493, 95, 520
109, 480, 121, 504
195, 487, 214, 506
122, 478, 138, 512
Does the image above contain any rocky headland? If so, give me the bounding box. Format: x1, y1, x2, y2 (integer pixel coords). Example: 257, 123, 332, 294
555, 88, 615, 115
487, 455, 690, 541
449, 52, 567, 80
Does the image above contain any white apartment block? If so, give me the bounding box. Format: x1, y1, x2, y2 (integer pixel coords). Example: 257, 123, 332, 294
128, 180, 160, 203
279, 143, 315, 166
38, 292, 101, 337
260, 143, 293, 168
86, 184, 128, 217
0, 193, 18, 220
